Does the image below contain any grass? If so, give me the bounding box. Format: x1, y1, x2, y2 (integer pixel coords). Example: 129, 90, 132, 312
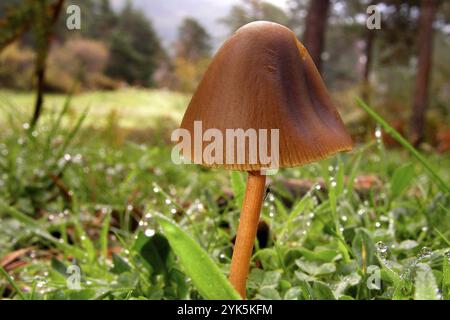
0, 89, 449, 300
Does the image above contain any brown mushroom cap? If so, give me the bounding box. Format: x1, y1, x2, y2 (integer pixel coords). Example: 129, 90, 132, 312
180, 21, 352, 171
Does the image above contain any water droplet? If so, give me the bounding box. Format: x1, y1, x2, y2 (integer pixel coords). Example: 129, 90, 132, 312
153, 187, 160, 193
341, 215, 348, 222
165, 199, 171, 205
145, 229, 155, 237
376, 241, 388, 257
444, 251, 450, 262
375, 222, 381, 228
375, 127, 382, 139
418, 247, 432, 260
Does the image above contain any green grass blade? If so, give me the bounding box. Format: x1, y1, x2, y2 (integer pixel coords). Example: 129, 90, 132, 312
356, 97, 450, 194
0, 266, 27, 300
100, 211, 111, 262
230, 171, 246, 208
44, 91, 74, 158
414, 266, 439, 300
155, 214, 241, 300
0, 200, 85, 259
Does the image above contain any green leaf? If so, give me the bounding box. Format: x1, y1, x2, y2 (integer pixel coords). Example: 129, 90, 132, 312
255, 287, 281, 300
443, 254, 450, 300
390, 163, 415, 199
352, 228, 375, 272
312, 281, 336, 300
110, 253, 132, 275
297, 247, 340, 263
134, 232, 172, 277
356, 97, 450, 193
295, 260, 336, 276
230, 171, 246, 207
155, 214, 240, 300
284, 287, 303, 300
414, 265, 439, 300
261, 271, 281, 288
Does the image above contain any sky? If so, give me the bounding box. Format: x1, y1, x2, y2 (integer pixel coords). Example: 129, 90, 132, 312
113, 0, 290, 52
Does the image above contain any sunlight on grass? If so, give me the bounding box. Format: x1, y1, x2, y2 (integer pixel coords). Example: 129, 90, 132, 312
0, 88, 191, 128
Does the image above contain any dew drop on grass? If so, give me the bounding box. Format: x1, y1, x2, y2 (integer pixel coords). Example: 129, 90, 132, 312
145, 229, 155, 237
376, 241, 388, 260
418, 247, 432, 260
375, 127, 382, 139
444, 251, 450, 262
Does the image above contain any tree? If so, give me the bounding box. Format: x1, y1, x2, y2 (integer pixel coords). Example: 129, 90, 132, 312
410, 0, 438, 146
220, 0, 290, 33
302, 0, 330, 72
176, 17, 211, 62
106, 1, 162, 86
0, 0, 65, 128
174, 18, 211, 92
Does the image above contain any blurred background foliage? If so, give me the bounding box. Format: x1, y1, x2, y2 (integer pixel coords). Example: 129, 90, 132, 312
0, 0, 449, 300
0, 0, 449, 148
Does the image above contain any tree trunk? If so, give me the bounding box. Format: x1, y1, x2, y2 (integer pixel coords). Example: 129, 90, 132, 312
30, 0, 65, 128
362, 1, 377, 103
302, 0, 330, 72
410, 0, 437, 146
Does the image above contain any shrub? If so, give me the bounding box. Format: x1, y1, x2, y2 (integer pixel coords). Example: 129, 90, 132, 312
0, 43, 35, 89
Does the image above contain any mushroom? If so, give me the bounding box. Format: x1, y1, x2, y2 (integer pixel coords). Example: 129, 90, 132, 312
177, 21, 352, 298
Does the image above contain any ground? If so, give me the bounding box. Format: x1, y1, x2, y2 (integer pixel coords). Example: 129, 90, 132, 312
0, 89, 449, 300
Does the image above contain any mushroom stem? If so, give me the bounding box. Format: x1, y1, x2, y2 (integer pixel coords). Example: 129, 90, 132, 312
229, 170, 266, 298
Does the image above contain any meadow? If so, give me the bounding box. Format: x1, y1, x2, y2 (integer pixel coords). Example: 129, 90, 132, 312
0, 89, 449, 300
